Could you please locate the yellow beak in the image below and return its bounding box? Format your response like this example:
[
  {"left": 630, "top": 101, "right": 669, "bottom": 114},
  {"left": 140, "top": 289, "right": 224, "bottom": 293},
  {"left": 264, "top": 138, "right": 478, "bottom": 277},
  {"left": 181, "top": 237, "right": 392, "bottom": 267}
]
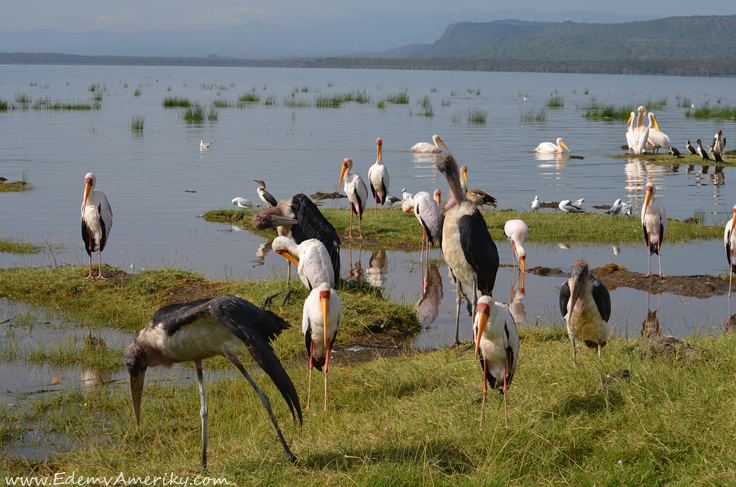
[
  {"left": 83, "top": 182, "right": 92, "bottom": 216},
  {"left": 627, "top": 113, "right": 634, "bottom": 125},
  {"left": 339, "top": 163, "right": 348, "bottom": 187},
  {"left": 520, "top": 257, "right": 526, "bottom": 291},
  {"left": 474, "top": 311, "right": 489, "bottom": 360},
  {"left": 651, "top": 114, "right": 660, "bottom": 131},
  {"left": 643, "top": 188, "right": 652, "bottom": 214},
  {"left": 320, "top": 294, "right": 330, "bottom": 348},
  {"left": 436, "top": 137, "right": 448, "bottom": 150},
  {"left": 276, "top": 250, "right": 300, "bottom": 267},
  {"left": 560, "top": 142, "right": 571, "bottom": 153}
]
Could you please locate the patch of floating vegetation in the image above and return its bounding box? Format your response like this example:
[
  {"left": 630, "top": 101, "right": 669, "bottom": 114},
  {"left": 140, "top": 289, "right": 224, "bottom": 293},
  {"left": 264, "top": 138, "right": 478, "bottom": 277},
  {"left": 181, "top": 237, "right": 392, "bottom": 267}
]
[
  {"left": 467, "top": 108, "right": 488, "bottom": 124},
  {"left": 0, "top": 236, "right": 42, "bottom": 254},
  {"left": 162, "top": 95, "right": 191, "bottom": 108},
  {"left": 609, "top": 152, "right": 736, "bottom": 167},
  {"left": 579, "top": 97, "right": 668, "bottom": 120},
  {"left": 521, "top": 108, "right": 548, "bottom": 122},
  {"left": 686, "top": 103, "right": 736, "bottom": 119}
]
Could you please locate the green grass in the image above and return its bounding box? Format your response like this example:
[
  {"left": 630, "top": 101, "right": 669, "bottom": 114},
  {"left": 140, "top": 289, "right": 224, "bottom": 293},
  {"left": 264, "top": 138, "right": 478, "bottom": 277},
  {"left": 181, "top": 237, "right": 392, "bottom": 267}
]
[
  {"left": 131, "top": 115, "right": 145, "bottom": 131},
  {"left": 0, "top": 172, "right": 33, "bottom": 192},
  {"left": 283, "top": 97, "right": 312, "bottom": 108},
  {"left": 0, "top": 235, "right": 42, "bottom": 253},
  {"left": 133, "top": 87, "right": 142, "bottom": 97},
  {"left": 609, "top": 152, "right": 736, "bottom": 167},
  {"left": 580, "top": 98, "right": 667, "bottom": 119},
  {"left": 212, "top": 98, "right": 230, "bottom": 108},
  {"left": 441, "top": 98, "right": 451, "bottom": 107},
  {"left": 686, "top": 103, "right": 736, "bottom": 119},
  {"left": 521, "top": 108, "right": 547, "bottom": 122},
  {"left": 383, "top": 89, "right": 409, "bottom": 105},
  {"left": 676, "top": 95, "right": 692, "bottom": 108},
  {"left": 263, "top": 95, "right": 279, "bottom": 106},
  {"left": 13, "top": 93, "right": 32, "bottom": 105},
  {"left": 238, "top": 92, "right": 261, "bottom": 103},
  {"left": 202, "top": 208, "right": 722, "bottom": 248},
  {"left": 29, "top": 97, "right": 99, "bottom": 110},
  {"left": 546, "top": 95, "right": 564, "bottom": 108},
  {"left": 417, "top": 95, "right": 434, "bottom": 117},
  {"left": 181, "top": 103, "right": 218, "bottom": 122},
  {"left": 467, "top": 108, "right": 487, "bottom": 124},
  {"left": 162, "top": 95, "right": 191, "bottom": 107},
  {"left": 2, "top": 327, "right": 735, "bottom": 485},
  {"left": 0, "top": 98, "right": 9, "bottom": 110}
]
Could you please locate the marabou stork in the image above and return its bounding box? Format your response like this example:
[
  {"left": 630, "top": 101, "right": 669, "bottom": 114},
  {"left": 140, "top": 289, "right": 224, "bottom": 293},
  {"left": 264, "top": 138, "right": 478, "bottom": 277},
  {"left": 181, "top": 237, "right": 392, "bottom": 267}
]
[
  {"left": 124, "top": 295, "right": 302, "bottom": 468},
  {"left": 339, "top": 158, "right": 369, "bottom": 240},
  {"left": 725, "top": 205, "right": 736, "bottom": 315},
  {"left": 255, "top": 180, "right": 278, "bottom": 208},
  {"left": 81, "top": 173, "right": 113, "bottom": 279},
  {"left": 436, "top": 153, "right": 499, "bottom": 345},
  {"left": 252, "top": 193, "right": 340, "bottom": 285},
  {"left": 302, "top": 282, "right": 342, "bottom": 412},
  {"left": 411, "top": 134, "right": 448, "bottom": 153},
  {"left": 272, "top": 236, "right": 335, "bottom": 290},
  {"left": 504, "top": 219, "right": 528, "bottom": 290},
  {"left": 368, "top": 138, "right": 390, "bottom": 218},
  {"left": 714, "top": 129, "right": 726, "bottom": 154},
  {"left": 559, "top": 260, "right": 611, "bottom": 367},
  {"left": 641, "top": 181, "right": 667, "bottom": 277},
  {"left": 404, "top": 191, "right": 442, "bottom": 264},
  {"left": 534, "top": 138, "right": 571, "bottom": 154},
  {"left": 473, "top": 296, "right": 519, "bottom": 428}
]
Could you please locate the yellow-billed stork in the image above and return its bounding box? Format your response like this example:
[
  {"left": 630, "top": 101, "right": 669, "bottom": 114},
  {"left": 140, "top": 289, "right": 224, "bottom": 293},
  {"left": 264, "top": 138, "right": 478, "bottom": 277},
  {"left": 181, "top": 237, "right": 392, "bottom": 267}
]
[
  {"left": 339, "top": 158, "right": 369, "bottom": 240},
  {"left": 81, "top": 172, "right": 113, "bottom": 280},
  {"left": 368, "top": 138, "right": 390, "bottom": 218},
  {"left": 642, "top": 181, "right": 667, "bottom": 277},
  {"left": 272, "top": 236, "right": 335, "bottom": 290}
]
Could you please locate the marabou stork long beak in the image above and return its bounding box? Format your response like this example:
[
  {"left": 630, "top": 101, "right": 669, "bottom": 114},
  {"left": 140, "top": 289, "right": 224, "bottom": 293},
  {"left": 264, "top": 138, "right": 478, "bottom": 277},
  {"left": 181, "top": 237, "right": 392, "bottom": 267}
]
[
  {"left": 474, "top": 302, "right": 490, "bottom": 360},
  {"left": 320, "top": 290, "right": 330, "bottom": 348},
  {"left": 275, "top": 249, "right": 300, "bottom": 267},
  {"left": 567, "top": 266, "right": 586, "bottom": 322},
  {"left": 266, "top": 215, "right": 299, "bottom": 227},
  {"left": 339, "top": 159, "right": 349, "bottom": 187},
  {"left": 83, "top": 177, "right": 93, "bottom": 217},
  {"left": 128, "top": 369, "right": 146, "bottom": 426}
]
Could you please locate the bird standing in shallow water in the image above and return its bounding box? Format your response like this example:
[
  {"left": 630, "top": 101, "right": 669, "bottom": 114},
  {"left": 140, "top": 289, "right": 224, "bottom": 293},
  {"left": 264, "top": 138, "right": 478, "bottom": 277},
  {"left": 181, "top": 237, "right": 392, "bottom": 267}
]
[
  {"left": 81, "top": 173, "right": 113, "bottom": 279},
  {"left": 124, "top": 295, "right": 302, "bottom": 468},
  {"left": 559, "top": 260, "right": 611, "bottom": 367},
  {"left": 200, "top": 140, "right": 212, "bottom": 150}
]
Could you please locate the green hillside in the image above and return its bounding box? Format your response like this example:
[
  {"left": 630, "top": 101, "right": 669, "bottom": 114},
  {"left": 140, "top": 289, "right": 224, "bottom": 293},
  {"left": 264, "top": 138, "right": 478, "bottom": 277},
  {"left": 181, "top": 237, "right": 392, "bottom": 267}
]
[{"left": 402, "top": 16, "right": 736, "bottom": 61}]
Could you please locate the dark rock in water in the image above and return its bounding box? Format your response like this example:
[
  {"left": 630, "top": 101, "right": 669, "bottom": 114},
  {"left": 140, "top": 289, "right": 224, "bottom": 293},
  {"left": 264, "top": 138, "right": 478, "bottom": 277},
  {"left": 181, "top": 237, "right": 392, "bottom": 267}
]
[
  {"left": 569, "top": 155, "right": 584, "bottom": 160},
  {"left": 529, "top": 266, "right": 564, "bottom": 277}
]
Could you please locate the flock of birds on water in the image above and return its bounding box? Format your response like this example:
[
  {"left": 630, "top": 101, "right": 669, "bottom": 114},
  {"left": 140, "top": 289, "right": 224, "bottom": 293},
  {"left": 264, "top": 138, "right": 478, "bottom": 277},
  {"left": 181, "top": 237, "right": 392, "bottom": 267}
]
[{"left": 73, "top": 110, "right": 734, "bottom": 468}]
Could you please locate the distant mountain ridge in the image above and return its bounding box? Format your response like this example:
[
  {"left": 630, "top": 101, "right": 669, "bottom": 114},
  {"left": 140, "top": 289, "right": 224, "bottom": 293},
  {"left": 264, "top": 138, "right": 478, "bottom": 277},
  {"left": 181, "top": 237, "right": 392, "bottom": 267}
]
[{"left": 380, "top": 16, "right": 736, "bottom": 60}]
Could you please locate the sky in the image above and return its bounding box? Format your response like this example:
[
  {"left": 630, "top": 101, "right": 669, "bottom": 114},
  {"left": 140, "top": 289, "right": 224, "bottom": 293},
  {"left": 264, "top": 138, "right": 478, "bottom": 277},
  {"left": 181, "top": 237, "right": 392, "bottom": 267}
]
[{"left": 2, "top": 0, "right": 733, "bottom": 32}]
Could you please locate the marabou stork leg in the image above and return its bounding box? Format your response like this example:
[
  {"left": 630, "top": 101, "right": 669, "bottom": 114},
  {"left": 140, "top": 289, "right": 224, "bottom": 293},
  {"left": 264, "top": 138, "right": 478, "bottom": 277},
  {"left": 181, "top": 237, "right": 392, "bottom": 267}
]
[
  {"left": 195, "top": 361, "right": 208, "bottom": 471},
  {"left": 229, "top": 357, "right": 297, "bottom": 463},
  {"left": 570, "top": 335, "right": 578, "bottom": 368},
  {"left": 598, "top": 343, "right": 602, "bottom": 358},
  {"left": 503, "top": 361, "right": 508, "bottom": 428},
  {"left": 454, "top": 284, "right": 462, "bottom": 346},
  {"left": 97, "top": 230, "right": 106, "bottom": 279},
  {"left": 305, "top": 342, "right": 313, "bottom": 412},
  {"left": 323, "top": 341, "right": 332, "bottom": 411},
  {"left": 480, "top": 359, "right": 487, "bottom": 429}
]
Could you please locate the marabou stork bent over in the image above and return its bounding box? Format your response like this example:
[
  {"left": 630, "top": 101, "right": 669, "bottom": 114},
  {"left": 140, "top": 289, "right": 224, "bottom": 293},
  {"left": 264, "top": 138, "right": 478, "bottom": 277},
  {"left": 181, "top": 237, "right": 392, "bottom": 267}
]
[
  {"left": 81, "top": 172, "right": 113, "bottom": 279},
  {"left": 124, "top": 295, "right": 302, "bottom": 468},
  {"left": 559, "top": 260, "right": 611, "bottom": 367}
]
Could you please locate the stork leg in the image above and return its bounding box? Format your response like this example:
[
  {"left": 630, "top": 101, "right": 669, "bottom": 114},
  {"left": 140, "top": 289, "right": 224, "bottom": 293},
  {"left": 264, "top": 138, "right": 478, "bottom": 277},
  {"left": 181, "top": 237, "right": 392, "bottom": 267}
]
[
  {"left": 305, "top": 342, "right": 313, "bottom": 413},
  {"left": 503, "top": 361, "right": 508, "bottom": 429},
  {"left": 454, "top": 284, "right": 462, "bottom": 346},
  {"left": 229, "top": 357, "right": 296, "bottom": 463},
  {"left": 324, "top": 341, "right": 332, "bottom": 411},
  {"left": 480, "top": 359, "right": 487, "bottom": 429},
  {"left": 96, "top": 230, "right": 106, "bottom": 279},
  {"left": 85, "top": 228, "right": 94, "bottom": 279},
  {"left": 645, "top": 236, "right": 652, "bottom": 277},
  {"left": 195, "top": 361, "right": 208, "bottom": 471},
  {"left": 598, "top": 343, "right": 602, "bottom": 359},
  {"left": 357, "top": 213, "right": 364, "bottom": 240},
  {"left": 657, "top": 237, "right": 664, "bottom": 278},
  {"left": 347, "top": 204, "right": 355, "bottom": 240},
  {"left": 729, "top": 263, "right": 733, "bottom": 318},
  {"left": 570, "top": 335, "right": 578, "bottom": 368}
]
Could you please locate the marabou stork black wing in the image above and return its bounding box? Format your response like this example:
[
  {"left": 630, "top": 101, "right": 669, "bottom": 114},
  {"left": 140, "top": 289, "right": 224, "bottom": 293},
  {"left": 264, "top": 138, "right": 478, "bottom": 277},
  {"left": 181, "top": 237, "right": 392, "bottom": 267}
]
[
  {"left": 590, "top": 277, "right": 611, "bottom": 322},
  {"left": 208, "top": 295, "right": 302, "bottom": 424},
  {"left": 559, "top": 281, "right": 571, "bottom": 318},
  {"left": 290, "top": 194, "right": 341, "bottom": 284},
  {"left": 458, "top": 212, "right": 499, "bottom": 296}
]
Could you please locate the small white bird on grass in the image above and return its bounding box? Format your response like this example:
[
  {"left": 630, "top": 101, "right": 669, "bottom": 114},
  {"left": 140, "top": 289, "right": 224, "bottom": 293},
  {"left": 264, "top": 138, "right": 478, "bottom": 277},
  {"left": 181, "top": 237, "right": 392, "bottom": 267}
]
[
  {"left": 200, "top": 140, "right": 212, "bottom": 151},
  {"left": 232, "top": 197, "right": 254, "bottom": 208},
  {"left": 530, "top": 196, "right": 540, "bottom": 212},
  {"left": 559, "top": 200, "right": 584, "bottom": 213},
  {"left": 607, "top": 199, "right": 623, "bottom": 216}
]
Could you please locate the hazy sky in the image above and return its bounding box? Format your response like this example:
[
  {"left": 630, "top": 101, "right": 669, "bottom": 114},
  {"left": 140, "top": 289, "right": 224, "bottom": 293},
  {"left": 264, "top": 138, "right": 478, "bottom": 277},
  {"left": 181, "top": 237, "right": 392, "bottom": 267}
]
[{"left": 2, "top": 1, "right": 733, "bottom": 32}]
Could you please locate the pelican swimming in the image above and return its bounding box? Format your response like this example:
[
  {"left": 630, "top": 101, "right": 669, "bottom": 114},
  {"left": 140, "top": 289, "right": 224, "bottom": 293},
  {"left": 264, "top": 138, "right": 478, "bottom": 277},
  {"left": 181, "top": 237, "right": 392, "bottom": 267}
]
[
  {"left": 81, "top": 173, "right": 113, "bottom": 280},
  {"left": 534, "top": 138, "right": 571, "bottom": 154},
  {"left": 645, "top": 113, "right": 669, "bottom": 154},
  {"left": 411, "top": 134, "right": 448, "bottom": 153},
  {"left": 642, "top": 181, "right": 667, "bottom": 277}
]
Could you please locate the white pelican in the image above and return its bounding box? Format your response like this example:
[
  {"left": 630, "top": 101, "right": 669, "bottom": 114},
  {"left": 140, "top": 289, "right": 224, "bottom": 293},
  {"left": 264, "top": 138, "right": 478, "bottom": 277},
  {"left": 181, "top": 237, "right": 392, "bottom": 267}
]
[
  {"left": 368, "top": 138, "right": 390, "bottom": 218},
  {"left": 473, "top": 296, "right": 519, "bottom": 428},
  {"left": 405, "top": 191, "right": 441, "bottom": 263},
  {"left": 272, "top": 236, "right": 335, "bottom": 290},
  {"left": 645, "top": 113, "right": 669, "bottom": 154},
  {"left": 625, "top": 111, "right": 636, "bottom": 153},
  {"left": 411, "top": 134, "right": 448, "bottom": 153},
  {"left": 504, "top": 219, "right": 528, "bottom": 289},
  {"left": 81, "top": 172, "right": 113, "bottom": 280},
  {"left": 124, "top": 295, "right": 301, "bottom": 467},
  {"left": 534, "top": 137, "right": 571, "bottom": 154},
  {"left": 725, "top": 205, "right": 736, "bottom": 315},
  {"left": 302, "top": 282, "right": 342, "bottom": 412},
  {"left": 686, "top": 140, "right": 697, "bottom": 155},
  {"left": 436, "top": 153, "right": 500, "bottom": 345},
  {"left": 696, "top": 139, "right": 711, "bottom": 161},
  {"left": 232, "top": 197, "right": 254, "bottom": 208},
  {"left": 200, "top": 140, "right": 212, "bottom": 150},
  {"left": 255, "top": 180, "right": 278, "bottom": 208},
  {"left": 339, "top": 158, "right": 369, "bottom": 240},
  {"left": 530, "top": 196, "right": 540, "bottom": 212},
  {"left": 714, "top": 129, "right": 726, "bottom": 153},
  {"left": 252, "top": 194, "right": 340, "bottom": 284},
  {"left": 709, "top": 145, "right": 724, "bottom": 163},
  {"left": 558, "top": 200, "right": 583, "bottom": 213},
  {"left": 641, "top": 181, "right": 667, "bottom": 277},
  {"left": 559, "top": 260, "right": 611, "bottom": 367},
  {"left": 629, "top": 106, "right": 649, "bottom": 155}
]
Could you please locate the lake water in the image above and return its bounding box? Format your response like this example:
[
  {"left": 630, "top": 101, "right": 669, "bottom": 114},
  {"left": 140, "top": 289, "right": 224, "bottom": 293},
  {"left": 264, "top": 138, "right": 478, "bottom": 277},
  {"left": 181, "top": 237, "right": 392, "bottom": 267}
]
[{"left": 1, "top": 65, "right": 735, "bottom": 419}]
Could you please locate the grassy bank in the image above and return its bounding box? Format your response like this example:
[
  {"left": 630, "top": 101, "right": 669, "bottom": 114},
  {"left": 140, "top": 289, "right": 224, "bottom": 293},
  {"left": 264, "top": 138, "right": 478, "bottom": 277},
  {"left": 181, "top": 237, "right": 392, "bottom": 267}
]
[
  {"left": 610, "top": 152, "right": 735, "bottom": 167},
  {"left": 202, "top": 208, "right": 722, "bottom": 250},
  {"left": 0, "top": 267, "right": 419, "bottom": 354},
  {"left": 2, "top": 327, "right": 734, "bottom": 485}
]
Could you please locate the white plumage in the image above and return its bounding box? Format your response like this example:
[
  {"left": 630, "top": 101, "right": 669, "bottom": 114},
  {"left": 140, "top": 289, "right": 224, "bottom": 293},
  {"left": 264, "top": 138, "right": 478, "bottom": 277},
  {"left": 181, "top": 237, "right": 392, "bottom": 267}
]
[
  {"left": 629, "top": 107, "right": 649, "bottom": 154},
  {"left": 558, "top": 200, "right": 583, "bottom": 213},
  {"left": 645, "top": 113, "right": 669, "bottom": 154},
  {"left": 607, "top": 199, "right": 623, "bottom": 216},
  {"left": 272, "top": 237, "right": 334, "bottom": 290},
  {"left": 534, "top": 137, "right": 571, "bottom": 154},
  {"left": 411, "top": 134, "right": 448, "bottom": 153},
  {"left": 367, "top": 138, "right": 390, "bottom": 218},
  {"left": 340, "top": 157, "right": 369, "bottom": 240},
  {"left": 504, "top": 219, "right": 528, "bottom": 286},
  {"left": 641, "top": 182, "right": 667, "bottom": 277},
  {"left": 200, "top": 140, "right": 212, "bottom": 150},
  {"left": 530, "top": 196, "right": 540, "bottom": 212},
  {"left": 232, "top": 197, "right": 254, "bottom": 208},
  {"left": 81, "top": 172, "right": 113, "bottom": 279},
  {"left": 473, "top": 296, "right": 519, "bottom": 428},
  {"left": 402, "top": 188, "right": 414, "bottom": 201}
]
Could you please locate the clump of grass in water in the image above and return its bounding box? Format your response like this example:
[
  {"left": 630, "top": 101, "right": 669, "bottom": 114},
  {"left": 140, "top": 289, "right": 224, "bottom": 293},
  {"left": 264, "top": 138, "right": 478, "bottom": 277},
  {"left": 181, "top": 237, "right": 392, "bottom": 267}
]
[
  {"left": 0, "top": 98, "right": 10, "bottom": 110},
  {"left": 521, "top": 108, "right": 548, "bottom": 122},
  {"left": 207, "top": 106, "right": 219, "bottom": 121},
  {"left": 238, "top": 92, "right": 260, "bottom": 103},
  {"left": 131, "top": 115, "right": 145, "bottom": 131},
  {"left": 677, "top": 97, "right": 692, "bottom": 108},
  {"left": 327, "top": 81, "right": 334, "bottom": 87},
  {"left": 430, "top": 86, "right": 438, "bottom": 93},
  {"left": 383, "top": 89, "right": 409, "bottom": 104},
  {"left": 376, "top": 100, "right": 385, "bottom": 109},
  {"left": 263, "top": 95, "right": 279, "bottom": 106},
  {"left": 417, "top": 96, "right": 434, "bottom": 117},
  {"left": 547, "top": 95, "right": 564, "bottom": 108},
  {"left": 200, "top": 83, "right": 216, "bottom": 90},
  {"left": 212, "top": 99, "right": 230, "bottom": 108},
  {"left": 283, "top": 97, "right": 311, "bottom": 108},
  {"left": 91, "top": 92, "right": 103, "bottom": 102},
  {"left": 167, "top": 85, "right": 172, "bottom": 91},
  {"left": 163, "top": 95, "right": 191, "bottom": 107},
  {"left": 181, "top": 103, "right": 207, "bottom": 122},
  {"left": 14, "top": 93, "right": 31, "bottom": 105},
  {"left": 584, "top": 87, "right": 590, "bottom": 95},
  {"left": 451, "top": 111, "right": 461, "bottom": 123},
  {"left": 580, "top": 100, "right": 636, "bottom": 120},
  {"left": 31, "top": 97, "right": 98, "bottom": 110},
  {"left": 134, "top": 87, "right": 142, "bottom": 97},
  {"left": 441, "top": 98, "right": 451, "bottom": 107},
  {"left": 467, "top": 108, "right": 487, "bottom": 124},
  {"left": 0, "top": 235, "right": 42, "bottom": 252},
  {"left": 693, "top": 208, "right": 707, "bottom": 225},
  {"left": 686, "top": 103, "right": 736, "bottom": 119}
]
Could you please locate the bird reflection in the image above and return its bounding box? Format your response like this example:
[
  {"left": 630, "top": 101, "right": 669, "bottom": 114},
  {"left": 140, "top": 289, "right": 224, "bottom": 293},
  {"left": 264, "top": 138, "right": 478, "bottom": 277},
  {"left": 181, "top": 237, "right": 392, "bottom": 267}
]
[
  {"left": 507, "top": 286, "right": 526, "bottom": 325},
  {"left": 81, "top": 368, "right": 112, "bottom": 394},
  {"left": 367, "top": 250, "right": 388, "bottom": 288},
  {"left": 727, "top": 314, "right": 736, "bottom": 334},
  {"left": 348, "top": 243, "right": 364, "bottom": 284},
  {"left": 641, "top": 292, "right": 662, "bottom": 338},
  {"left": 253, "top": 241, "right": 272, "bottom": 268},
  {"left": 417, "top": 264, "right": 443, "bottom": 326}
]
